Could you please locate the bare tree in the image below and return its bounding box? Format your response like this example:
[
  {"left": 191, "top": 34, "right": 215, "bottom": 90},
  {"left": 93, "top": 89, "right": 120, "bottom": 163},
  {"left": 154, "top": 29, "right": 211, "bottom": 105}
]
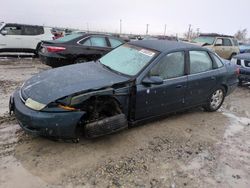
[
  {"left": 234, "top": 29, "right": 247, "bottom": 41},
  {"left": 184, "top": 28, "right": 199, "bottom": 41}
]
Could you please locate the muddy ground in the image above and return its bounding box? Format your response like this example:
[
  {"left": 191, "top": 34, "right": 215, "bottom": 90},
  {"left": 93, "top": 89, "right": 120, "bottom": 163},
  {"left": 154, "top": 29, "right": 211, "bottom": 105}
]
[{"left": 0, "top": 58, "right": 249, "bottom": 188}]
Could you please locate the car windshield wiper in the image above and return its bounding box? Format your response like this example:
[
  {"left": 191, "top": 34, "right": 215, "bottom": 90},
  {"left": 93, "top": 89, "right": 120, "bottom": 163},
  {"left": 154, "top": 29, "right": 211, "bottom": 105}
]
[{"left": 97, "top": 60, "right": 131, "bottom": 77}]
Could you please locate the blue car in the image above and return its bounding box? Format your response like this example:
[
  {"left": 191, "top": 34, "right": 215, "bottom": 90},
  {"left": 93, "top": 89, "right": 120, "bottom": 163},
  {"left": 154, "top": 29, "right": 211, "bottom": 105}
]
[
  {"left": 232, "top": 53, "right": 250, "bottom": 85},
  {"left": 9, "top": 40, "right": 239, "bottom": 141},
  {"left": 239, "top": 43, "right": 250, "bottom": 53}
]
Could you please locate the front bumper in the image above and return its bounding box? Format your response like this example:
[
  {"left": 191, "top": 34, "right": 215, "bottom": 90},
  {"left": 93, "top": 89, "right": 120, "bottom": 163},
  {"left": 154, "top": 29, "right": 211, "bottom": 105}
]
[
  {"left": 239, "top": 67, "right": 250, "bottom": 82},
  {"left": 10, "top": 90, "right": 85, "bottom": 139}
]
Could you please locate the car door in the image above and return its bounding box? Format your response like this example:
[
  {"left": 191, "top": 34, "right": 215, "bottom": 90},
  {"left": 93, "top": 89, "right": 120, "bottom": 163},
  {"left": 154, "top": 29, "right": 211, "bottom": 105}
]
[
  {"left": 78, "top": 36, "right": 111, "bottom": 59},
  {"left": 213, "top": 38, "right": 226, "bottom": 58},
  {"left": 21, "top": 25, "right": 44, "bottom": 50},
  {"left": 135, "top": 51, "right": 188, "bottom": 120},
  {"left": 0, "top": 24, "right": 23, "bottom": 50},
  {"left": 222, "top": 38, "right": 234, "bottom": 59},
  {"left": 186, "top": 50, "right": 220, "bottom": 107}
]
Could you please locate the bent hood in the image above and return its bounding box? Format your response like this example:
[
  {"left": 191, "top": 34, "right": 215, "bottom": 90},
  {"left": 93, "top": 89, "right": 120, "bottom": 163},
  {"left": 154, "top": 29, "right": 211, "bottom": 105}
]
[{"left": 22, "top": 62, "right": 130, "bottom": 104}]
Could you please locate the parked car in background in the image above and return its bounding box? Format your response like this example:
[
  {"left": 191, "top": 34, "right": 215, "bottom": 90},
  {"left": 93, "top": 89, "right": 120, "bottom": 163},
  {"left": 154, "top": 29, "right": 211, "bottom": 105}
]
[
  {"left": 10, "top": 40, "right": 238, "bottom": 141},
  {"left": 239, "top": 42, "right": 250, "bottom": 53},
  {"left": 192, "top": 33, "right": 240, "bottom": 60},
  {"left": 231, "top": 53, "right": 250, "bottom": 85},
  {"left": 0, "top": 23, "right": 53, "bottom": 55},
  {"left": 39, "top": 33, "right": 125, "bottom": 67}
]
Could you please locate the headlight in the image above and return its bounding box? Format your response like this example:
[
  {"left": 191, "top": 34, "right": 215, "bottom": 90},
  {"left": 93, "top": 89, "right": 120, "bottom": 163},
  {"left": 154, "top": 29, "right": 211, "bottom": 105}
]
[{"left": 25, "top": 98, "right": 46, "bottom": 111}]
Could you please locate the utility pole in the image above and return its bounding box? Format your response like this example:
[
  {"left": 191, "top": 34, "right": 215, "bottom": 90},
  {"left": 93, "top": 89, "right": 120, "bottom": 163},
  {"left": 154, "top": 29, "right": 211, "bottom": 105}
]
[
  {"left": 187, "top": 24, "right": 192, "bottom": 41},
  {"left": 164, "top": 24, "right": 167, "bottom": 36},
  {"left": 196, "top": 28, "right": 200, "bottom": 36},
  {"left": 146, "top": 24, "right": 149, "bottom": 35},
  {"left": 120, "top": 19, "right": 122, "bottom": 35}
]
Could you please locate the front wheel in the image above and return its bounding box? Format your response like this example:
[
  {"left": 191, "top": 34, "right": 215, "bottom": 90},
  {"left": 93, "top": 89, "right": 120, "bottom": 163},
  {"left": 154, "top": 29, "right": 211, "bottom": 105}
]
[{"left": 203, "top": 87, "right": 226, "bottom": 112}]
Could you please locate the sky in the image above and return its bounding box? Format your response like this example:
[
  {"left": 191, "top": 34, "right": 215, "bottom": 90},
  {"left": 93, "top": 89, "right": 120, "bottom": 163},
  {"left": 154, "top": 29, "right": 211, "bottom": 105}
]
[{"left": 0, "top": 0, "right": 249, "bottom": 37}]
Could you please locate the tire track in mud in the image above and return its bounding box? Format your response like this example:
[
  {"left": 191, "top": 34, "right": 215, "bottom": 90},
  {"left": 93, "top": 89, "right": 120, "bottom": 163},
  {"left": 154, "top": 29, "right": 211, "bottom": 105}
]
[{"left": 0, "top": 115, "right": 19, "bottom": 158}]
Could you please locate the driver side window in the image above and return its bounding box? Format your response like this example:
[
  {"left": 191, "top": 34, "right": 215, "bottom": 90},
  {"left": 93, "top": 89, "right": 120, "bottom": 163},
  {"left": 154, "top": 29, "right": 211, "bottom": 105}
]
[{"left": 150, "top": 51, "right": 185, "bottom": 79}]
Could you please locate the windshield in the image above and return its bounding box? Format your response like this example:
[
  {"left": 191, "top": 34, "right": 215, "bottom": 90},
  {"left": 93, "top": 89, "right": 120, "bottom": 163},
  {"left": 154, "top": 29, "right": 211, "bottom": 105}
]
[
  {"left": 100, "top": 44, "right": 157, "bottom": 76},
  {"left": 193, "top": 36, "right": 215, "bottom": 45},
  {"left": 54, "top": 33, "right": 82, "bottom": 42}
]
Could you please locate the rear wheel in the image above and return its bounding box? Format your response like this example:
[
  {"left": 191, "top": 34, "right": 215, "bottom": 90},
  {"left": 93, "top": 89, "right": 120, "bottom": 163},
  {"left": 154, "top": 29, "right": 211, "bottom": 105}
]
[
  {"left": 238, "top": 79, "right": 243, "bottom": 86},
  {"left": 34, "top": 42, "right": 42, "bottom": 57},
  {"left": 203, "top": 87, "right": 225, "bottom": 112}
]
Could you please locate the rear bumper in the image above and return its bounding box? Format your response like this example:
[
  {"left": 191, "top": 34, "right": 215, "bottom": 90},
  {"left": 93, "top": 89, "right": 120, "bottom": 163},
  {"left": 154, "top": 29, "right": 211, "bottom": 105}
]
[
  {"left": 10, "top": 90, "right": 85, "bottom": 139},
  {"left": 39, "top": 53, "right": 72, "bottom": 67}
]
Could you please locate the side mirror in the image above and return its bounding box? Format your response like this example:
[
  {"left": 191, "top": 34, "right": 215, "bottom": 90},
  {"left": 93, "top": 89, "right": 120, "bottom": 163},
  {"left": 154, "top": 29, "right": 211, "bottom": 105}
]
[
  {"left": 1, "top": 30, "right": 7, "bottom": 35},
  {"left": 142, "top": 76, "right": 163, "bottom": 85}
]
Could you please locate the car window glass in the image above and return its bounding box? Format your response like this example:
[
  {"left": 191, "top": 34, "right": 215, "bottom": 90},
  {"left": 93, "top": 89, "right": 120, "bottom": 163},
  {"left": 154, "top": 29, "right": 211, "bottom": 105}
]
[
  {"left": 23, "top": 26, "right": 44, "bottom": 35},
  {"left": 189, "top": 51, "right": 213, "bottom": 74},
  {"left": 82, "top": 38, "right": 91, "bottom": 46},
  {"left": 3, "top": 25, "right": 22, "bottom": 35},
  {"left": 100, "top": 44, "right": 156, "bottom": 76},
  {"left": 215, "top": 38, "right": 223, "bottom": 46},
  {"left": 150, "top": 51, "right": 185, "bottom": 79},
  {"left": 232, "top": 39, "right": 239, "bottom": 46},
  {"left": 211, "top": 54, "right": 223, "bottom": 68},
  {"left": 109, "top": 38, "right": 123, "bottom": 48},
  {"left": 223, "top": 39, "right": 232, "bottom": 46},
  {"left": 90, "top": 37, "right": 108, "bottom": 47}
]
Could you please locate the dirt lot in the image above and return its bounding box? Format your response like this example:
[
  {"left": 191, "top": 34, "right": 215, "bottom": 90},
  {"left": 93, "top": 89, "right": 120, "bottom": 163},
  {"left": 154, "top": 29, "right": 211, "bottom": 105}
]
[{"left": 0, "top": 58, "right": 250, "bottom": 188}]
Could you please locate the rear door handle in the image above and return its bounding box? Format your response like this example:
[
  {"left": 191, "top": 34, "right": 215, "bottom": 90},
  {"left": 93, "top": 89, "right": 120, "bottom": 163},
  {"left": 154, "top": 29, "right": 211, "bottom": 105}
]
[
  {"left": 211, "top": 76, "right": 216, "bottom": 80},
  {"left": 176, "top": 85, "right": 183, "bottom": 88}
]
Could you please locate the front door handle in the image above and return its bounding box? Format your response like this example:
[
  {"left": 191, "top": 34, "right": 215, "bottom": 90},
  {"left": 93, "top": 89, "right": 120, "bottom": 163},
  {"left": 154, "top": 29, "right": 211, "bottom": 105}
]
[{"left": 211, "top": 76, "right": 216, "bottom": 80}]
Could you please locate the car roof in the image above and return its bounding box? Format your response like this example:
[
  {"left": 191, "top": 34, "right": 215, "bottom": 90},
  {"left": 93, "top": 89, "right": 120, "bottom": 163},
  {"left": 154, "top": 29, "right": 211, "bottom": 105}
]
[
  {"left": 199, "top": 33, "right": 234, "bottom": 38},
  {"left": 128, "top": 40, "right": 203, "bottom": 53}
]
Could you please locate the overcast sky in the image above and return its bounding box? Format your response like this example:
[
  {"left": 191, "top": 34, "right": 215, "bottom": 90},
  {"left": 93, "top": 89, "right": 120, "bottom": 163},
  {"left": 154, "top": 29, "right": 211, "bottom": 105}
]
[{"left": 0, "top": 0, "right": 249, "bottom": 36}]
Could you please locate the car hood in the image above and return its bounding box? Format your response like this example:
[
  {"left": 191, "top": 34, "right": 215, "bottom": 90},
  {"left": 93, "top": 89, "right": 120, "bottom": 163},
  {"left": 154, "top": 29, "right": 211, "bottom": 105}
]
[
  {"left": 234, "top": 53, "right": 250, "bottom": 61},
  {"left": 22, "top": 62, "right": 130, "bottom": 105}
]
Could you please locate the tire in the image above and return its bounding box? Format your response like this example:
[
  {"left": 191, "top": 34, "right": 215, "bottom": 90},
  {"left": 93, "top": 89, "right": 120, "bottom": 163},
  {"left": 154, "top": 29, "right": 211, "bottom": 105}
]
[
  {"left": 74, "top": 57, "right": 88, "bottom": 64},
  {"left": 203, "top": 87, "right": 226, "bottom": 112},
  {"left": 34, "top": 43, "right": 42, "bottom": 57},
  {"left": 238, "top": 79, "right": 243, "bottom": 86}
]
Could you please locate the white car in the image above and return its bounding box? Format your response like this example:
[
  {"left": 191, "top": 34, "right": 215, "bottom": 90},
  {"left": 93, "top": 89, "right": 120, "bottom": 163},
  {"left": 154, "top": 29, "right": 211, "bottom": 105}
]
[{"left": 0, "top": 22, "right": 54, "bottom": 55}]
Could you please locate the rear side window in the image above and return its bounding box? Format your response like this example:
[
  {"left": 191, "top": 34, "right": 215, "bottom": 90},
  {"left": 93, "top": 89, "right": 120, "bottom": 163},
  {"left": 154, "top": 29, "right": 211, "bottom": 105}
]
[
  {"left": 81, "top": 37, "right": 108, "bottom": 47},
  {"left": 150, "top": 51, "right": 185, "bottom": 79},
  {"left": 232, "top": 39, "right": 239, "bottom": 46},
  {"left": 90, "top": 37, "right": 108, "bottom": 47},
  {"left": 223, "top": 39, "right": 232, "bottom": 46},
  {"left": 189, "top": 51, "right": 213, "bottom": 74},
  {"left": 3, "top": 25, "right": 22, "bottom": 35},
  {"left": 109, "top": 38, "right": 123, "bottom": 48},
  {"left": 22, "top": 26, "right": 44, "bottom": 35},
  {"left": 55, "top": 34, "right": 82, "bottom": 42}
]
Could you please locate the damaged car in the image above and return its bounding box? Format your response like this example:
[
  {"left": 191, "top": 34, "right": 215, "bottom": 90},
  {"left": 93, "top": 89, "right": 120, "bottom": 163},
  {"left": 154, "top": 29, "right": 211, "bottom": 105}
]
[{"left": 9, "top": 40, "right": 239, "bottom": 141}]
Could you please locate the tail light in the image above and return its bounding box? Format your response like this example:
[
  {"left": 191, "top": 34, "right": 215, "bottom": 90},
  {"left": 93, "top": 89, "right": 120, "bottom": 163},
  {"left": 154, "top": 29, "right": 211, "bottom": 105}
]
[
  {"left": 236, "top": 67, "right": 240, "bottom": 75},
  {"left": 46, "top": 46, "right": 66, "bottom": 53}
]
